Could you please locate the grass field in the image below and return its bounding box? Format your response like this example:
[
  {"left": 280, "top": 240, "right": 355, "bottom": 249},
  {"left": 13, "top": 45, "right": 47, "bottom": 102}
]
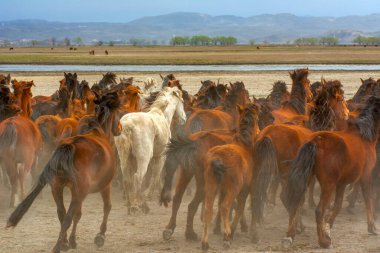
[{"left": 1, "top": 45, "right": 380, "bottom": 65}]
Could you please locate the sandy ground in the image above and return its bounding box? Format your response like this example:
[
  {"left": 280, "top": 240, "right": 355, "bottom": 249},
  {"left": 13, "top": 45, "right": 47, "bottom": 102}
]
[{"left": 1, "top": 70, "right": 380, "bottom": 253}]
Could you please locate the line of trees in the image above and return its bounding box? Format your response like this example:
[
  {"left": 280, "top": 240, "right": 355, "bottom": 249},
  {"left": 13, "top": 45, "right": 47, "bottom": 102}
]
[
  {"left": 353, "top": 36, "right": 380, "bottom": 46},
  {"left": 294, "top": 36, "right": 339, "bottom": 45},
  {"left": 170, "top": 35, "right": 237, "bottom": 46}
]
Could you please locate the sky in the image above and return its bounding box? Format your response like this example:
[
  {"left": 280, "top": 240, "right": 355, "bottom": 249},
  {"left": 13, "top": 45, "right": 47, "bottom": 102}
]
[{"left": 1, "top": 0, "right": 380, "bottom": 22}]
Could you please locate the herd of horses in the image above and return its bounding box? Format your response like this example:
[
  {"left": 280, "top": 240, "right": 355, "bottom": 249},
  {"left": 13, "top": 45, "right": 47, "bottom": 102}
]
[{"left": 1, "top": 69, "right": 380, "bottom": 252}]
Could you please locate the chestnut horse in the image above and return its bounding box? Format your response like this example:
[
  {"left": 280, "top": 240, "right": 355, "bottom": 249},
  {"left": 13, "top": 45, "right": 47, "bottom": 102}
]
[
  {"left": 160, "top": 103, "right": 273, "bottom": 241},
  {"left": 284, "top": 96, "right": 380, "bottom": 249},
  {"left": 31, "top": 87, "right": 70, "bottom": 121},
  {"left": 7, "top": 92, "right": 122, "bottom": 253},
  {"left": 12, "top": 79, "right": 35, "bottom": 118},
  {"left": 272, "top": 68, "right": 312, "bottom": 125},
  {"left": 0, "top": 115, "right": 42, "bottom": 207},
  {"left": 201, "top": 103, "right": 260, "bottom": 250}
]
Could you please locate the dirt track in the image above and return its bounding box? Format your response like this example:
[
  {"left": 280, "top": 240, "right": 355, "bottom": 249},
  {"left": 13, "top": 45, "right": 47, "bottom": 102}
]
[{"left": 1, "top": 71, "right": 380, "bottom": 252}]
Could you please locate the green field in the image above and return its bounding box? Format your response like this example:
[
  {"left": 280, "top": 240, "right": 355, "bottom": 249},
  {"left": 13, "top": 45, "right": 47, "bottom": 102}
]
[{"left": 1, "top": 45, "right": 380, "bottom": 65}]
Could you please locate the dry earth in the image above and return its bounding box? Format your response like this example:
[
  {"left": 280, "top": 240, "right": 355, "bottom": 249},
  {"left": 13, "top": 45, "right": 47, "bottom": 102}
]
[{"left": 1, "top": 70, "right": 380, "bottom": 253}]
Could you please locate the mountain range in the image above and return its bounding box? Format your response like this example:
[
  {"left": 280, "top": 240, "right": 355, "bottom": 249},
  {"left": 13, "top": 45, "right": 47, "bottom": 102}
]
[{"left": 1, "top": 12, "right": 380, "bottom": 44}]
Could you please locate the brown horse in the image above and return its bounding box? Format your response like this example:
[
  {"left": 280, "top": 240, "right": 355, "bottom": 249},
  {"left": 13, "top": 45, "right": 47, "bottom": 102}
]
[
  {"left": 201, "top": 103, "right": 260, "bottom": 250},
  {"left": 7, "top": 92, "right": 122, "bottom": 253},
  {"left": 160, "top": 103, "right": 273, "bottom": 241},
  {"left": 0, "top": 73, "right": 11, "bottom": 86},
  {"left": 272, "top": 68, "right": 312, "bottom": 125},
  {"left": 284, "top": 96, "right": 380, "bottom": 249},
  {"left": 76, "top": 80, "right": 96, "bottom": 114},
  {"left": 31, "top": 87, "right": 71, "bottom": 121},
  {"left": 60, "top": 72, "right": 79, "bottom": 100},
  {"left": 265, "top": 80, "right": 291, "bottom": 109},
  {"left": 185, "top": 81, "right": 250, "bottom": 135},
  {"left": 0, "top": 115, "right": 42, "bottom": 207},
  {"left": 118, "top": 85, "right": 142, "bottom": 115},
  {"left": 253, "top": 79, "right": 349, "bottom": 219},
  {"left": 0, "top": 85, "right": 20, "bottom": 121},
  {"left": 12, "top": 79, "right": 35, "bottom": 118}
]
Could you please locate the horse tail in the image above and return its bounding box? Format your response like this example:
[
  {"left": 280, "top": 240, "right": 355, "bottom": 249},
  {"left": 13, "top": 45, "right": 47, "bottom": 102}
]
[
  {"left": 160, "top": 136, "right": 197, "bottom": 206},
  {"left": 211, "top": 158, "right": 228, "bottom": 184},
  {"left": 286, "top": 141, "right": 317, "bottom": 215},
  {"left": 0, "top": 122, "right": 17, "bottom": 152},
  {"left": 7, "top": 164, "right": 49, "bottom": 228},
  {"left": 44, "top": 143, "right": 77, "bottom": 183},
  {"left": 252, "top": 136, "right": 278, "bottom": 223},
  {"left": 188, "top": 116, "right": 202, "bottom": 134}
]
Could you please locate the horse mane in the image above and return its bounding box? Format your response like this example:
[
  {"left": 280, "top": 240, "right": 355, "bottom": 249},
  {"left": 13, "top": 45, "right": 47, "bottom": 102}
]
[
  {"left": 194, "top": 85, "right": 222, "bottom": 109},
  {"left": 285, "top": 68, "right": 310, "bottom": 114},
  {"left": 223, "top": 81, "right": 249, "bottom": 111},
  {"left": 161, "top": 73, "right": 176, "bottom": 88},
  {"left": 352, "top": 78, "right": 380, "bottom": 103},
  {"left": 348, "top": 96, "right": 380, "bottom": 140},
  {"left": 309, "top": 83, "right": 336, "bottom": 131},
  {"left": 99, "top": 72, "right": 117, "bottom": 88},
  {"left": 93, "top": 91, "right": 120, "bottom": 127},
  {"left": 267, "top": 81, "right": 288, "bottom": 108},
  {"left": 234, "top": 103, "right": 260, "bottom": 147},
  {"left": 311, "top": 81, "right": 322, "bottom": 97},
  {"left": 76, "top": 80, "right": 90, "bottom": 100},
  {"left": 0, "top": 74, "right": 11, "bottom": 86}
]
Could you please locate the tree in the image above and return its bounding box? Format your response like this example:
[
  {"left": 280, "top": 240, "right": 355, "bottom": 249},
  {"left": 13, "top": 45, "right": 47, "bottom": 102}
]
[
  {"left": 74, "top": 37, "right": 83, "bottom": 46},
  {"left": 31, "top": 40, "right": 38, "bottom": 47},
  {"left": 319, "top": 36, "right": 339, "bottom": 46},
  {"left": 294, "top": 37, "right": 319, "bottom": 45},
  {"left": 64, "top": 37, "right": 71, "bottom": 47},
  {"left": 170, "top": 36, "right": 190, "bottom": 46},
  {"left": 109, "top": 41, "right": 115, "bottom": 47},
  {"left": 97, "top": 40, "right": 104, "bottom": 46}
]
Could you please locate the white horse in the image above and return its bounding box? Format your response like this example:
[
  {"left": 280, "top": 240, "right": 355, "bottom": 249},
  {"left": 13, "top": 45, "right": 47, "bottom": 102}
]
[{"left": 115, "top": 86, "right": 186, "bottom": 213}]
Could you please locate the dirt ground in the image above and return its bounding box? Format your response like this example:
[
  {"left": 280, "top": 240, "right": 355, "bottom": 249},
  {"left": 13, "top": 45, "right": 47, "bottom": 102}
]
[{"left": 1, "top": 70, "right": 380, "bottom": 253}]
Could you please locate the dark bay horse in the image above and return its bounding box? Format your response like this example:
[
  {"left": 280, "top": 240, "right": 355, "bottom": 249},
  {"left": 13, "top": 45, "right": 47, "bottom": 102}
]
[
  {"left": 284, "top": 96, "right": 380, "bottom": 249},
  {"left": 201, "top": 103, "right": 260, "bottom": 250},
  {"left": 7, "top": 92, "right": 122, "bottom": 253}
]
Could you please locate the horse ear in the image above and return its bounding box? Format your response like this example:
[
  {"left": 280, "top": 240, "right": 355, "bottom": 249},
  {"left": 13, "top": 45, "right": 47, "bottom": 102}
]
[
  {"left": 73, "top": 73, "right": 77, "bottom": 78},
  {"left": 159, "top": 74, "right": 164, "bottom": 80},
  {"left": 360, "top": 78, "right": 365, "bottom": 84},
  {"left": 6, "top": 74, "right": 11, "bottom": 82},
  {"left": 64, "top": 72, "right": 67, "bottom": 77},
  {"left": 172, "top": 89, "right": 182, "bottom": 99}
]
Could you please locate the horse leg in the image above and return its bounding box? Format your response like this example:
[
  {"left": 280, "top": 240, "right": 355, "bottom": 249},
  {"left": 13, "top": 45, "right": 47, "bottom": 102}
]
[
  {"left": 213, "top": 193, "right": 223, "bottom": 235},
  {"left": 94, "top": 185, "right": 112, "bottom": 247},
  {"left": 163, "top": 168, "right": 193, "bottom": 240},
  {"left": 360, "top": 177, "right": 377, "bottom": 235},
  {"left": 133, "top": 158, "right": 150, "bottom": 213},
  {"left": 18, "top": 164, "right": 27, "bottom": 200},
  {"left": 327, "top": 183, "right": 346, "bottom": 229},
  {"left": 68, "top": 203, "right": 82, "bottom": 249},
  {"left": 201, "top": 181, "right": 218, "bottom": 251},
  {"left": 250, "top": 193, "right": 259, "bottom": 243},
  {"left": 186, "top": 173, "right": 204, "bottom": 241},
  {"left": 231, "top": 189, "right": 249, "bottom": 238},
  {"left": 4, "top": 160, "right": 18, "bottom": 208},
  {"left": 315, "top": 184, "right": 334, "bottom": 248},
  {"left": 52, "top": 197, "right": 79, "bottom": 253},
  {"left": 307, "top": 176, "right": 317, "bottom": 209},
  {"left": 51, "top": 182, "right": 69, "bottom": 251},
  {"left": 347, "top": 182, "right": 360, "bottom": 212},
  {"left": 267, "top": 176, "right": 280, "bottom": 207},
  {"left": 220, "top": 189, "right": 239, "bottom": 249},
  {"left": 282, "top": 194, "right": 305, "bottom": 249}
]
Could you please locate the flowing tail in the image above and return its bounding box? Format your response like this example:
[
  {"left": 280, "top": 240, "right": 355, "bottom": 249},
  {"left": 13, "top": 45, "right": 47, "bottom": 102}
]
[
  {"left": 0, "top": 122, "right": 17, "bottom": 152},
  {"left": 252, "top": 137, "right": 278, "bottom": 223},
  {"left": 160, "top": 136, "right": 198, "bottom": 207},
  {"left": 286, "top": 141, "right": 317, "bottom": 216},
  {"left": 7, "top": 143, "right": 77, "bottom": 228}
]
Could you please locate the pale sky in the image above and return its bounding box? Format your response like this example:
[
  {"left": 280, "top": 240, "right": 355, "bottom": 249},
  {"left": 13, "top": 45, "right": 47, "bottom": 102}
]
[{"left": 2, "top": 0, "right": 380, "bottom": 22}]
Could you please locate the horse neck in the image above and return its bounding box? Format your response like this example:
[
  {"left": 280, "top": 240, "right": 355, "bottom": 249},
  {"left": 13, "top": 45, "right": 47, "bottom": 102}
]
[
  {"left": 20, "top": 91, "right": 32, "bottom": 118},
  {"left": 234, "top": 118, "right": 258, "bottom": 148},
  {"left": 162, "top": 100, "right": 178, "bottom": 125},
  {"left": 287, "top": 81, "right": 307, "bottom": 114}
]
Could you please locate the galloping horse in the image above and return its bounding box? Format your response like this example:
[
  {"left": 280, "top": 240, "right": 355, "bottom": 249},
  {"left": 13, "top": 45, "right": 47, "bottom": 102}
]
[
  {"left": 284, "top": 96, "right": 380, "bottom": 249},
  {"left": 115, "top": 86, "right": 186, "bottom": 213},
  {"left": 7, "top": 92, "right": 122, "bottom": 253},
  {"left": 201, "top": 103, "right": 260, "bottom": 250}
]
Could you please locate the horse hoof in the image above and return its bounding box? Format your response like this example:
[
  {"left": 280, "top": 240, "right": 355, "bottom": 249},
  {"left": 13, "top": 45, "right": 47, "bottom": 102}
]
[
  {"left": 163, "top": 229, "right": 173, "bottom": 241},
  {"left": 318, "top": 238, "right": 331, "bottom": 248},
  {"left": 251, "top": 232, "right": 259, "bottom": 244},
  {"left": 94, "top": 233, "right": 105, "bottom": 247},
  {"left": 185, "top": 231, "right": 199, "bottom": 241},
  {"left": 201, "top": 242, "right": 209, "bottom": 251},
  {"left": 69, "top": 239, "right": 77, "bottom": 249},
  {"left": 223, "top": 240, "right": 231, "bottom": 249},
  {"left": 368, "top": 224, "right": 378, "bottom": 235},
  {"left": 281, "top": 237, "right": 293, "bottom": 251},
  {"left": 60, "top": 242, "right": 70, "bottom": 252}
]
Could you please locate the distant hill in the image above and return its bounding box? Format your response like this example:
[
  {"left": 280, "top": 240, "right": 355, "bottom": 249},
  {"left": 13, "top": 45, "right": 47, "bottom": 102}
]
[{"left": 1, "top": 12, "right": 380, "bottom": 44}]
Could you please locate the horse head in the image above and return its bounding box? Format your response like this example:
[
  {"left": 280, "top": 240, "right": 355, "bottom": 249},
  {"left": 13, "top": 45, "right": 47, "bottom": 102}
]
[{"left": 94, "top": 91, "right": 122, "bottom": 138}]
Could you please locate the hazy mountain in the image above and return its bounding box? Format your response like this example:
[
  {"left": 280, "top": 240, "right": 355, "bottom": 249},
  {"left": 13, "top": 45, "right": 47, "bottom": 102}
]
[{"left": 1, "top": 12, "right": 380, "bottom": 44}]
